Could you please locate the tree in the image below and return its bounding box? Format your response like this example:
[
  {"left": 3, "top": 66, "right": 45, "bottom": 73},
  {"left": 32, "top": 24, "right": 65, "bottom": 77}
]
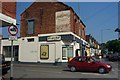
[{"left": 105, "top": 40, "right": 120, "bottom": 52}]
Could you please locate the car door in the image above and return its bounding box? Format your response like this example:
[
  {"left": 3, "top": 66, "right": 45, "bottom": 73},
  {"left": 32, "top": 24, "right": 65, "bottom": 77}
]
[
  {"left": 80, "top": 57, "right": 90, "bottom": 71},
  {"left": 86, "top": 57, "right": 98, "bottom": 71},
  {"left": 76, "top": 57, "right": 87, "bottom": 71}
]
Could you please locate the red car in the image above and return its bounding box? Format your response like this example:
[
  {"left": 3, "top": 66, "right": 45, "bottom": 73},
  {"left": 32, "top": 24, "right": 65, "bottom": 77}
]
[
  {"left": 108, "top": 52, "right": 120, "bottom": 61},
  {"left": 68, "top": 56, "right": 112, "bottom": 74}
]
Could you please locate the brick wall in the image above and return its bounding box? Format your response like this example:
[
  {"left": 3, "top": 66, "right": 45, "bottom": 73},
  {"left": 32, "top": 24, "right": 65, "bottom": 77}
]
[
  {"left": 20, "top": 2, "right": 86, "bottom": 40},
  {"left": 2, "top": 2, "right": 16, "bottom": 19},
  {"left": 20, "top": 2, "right": 69, "bottom": 37}
]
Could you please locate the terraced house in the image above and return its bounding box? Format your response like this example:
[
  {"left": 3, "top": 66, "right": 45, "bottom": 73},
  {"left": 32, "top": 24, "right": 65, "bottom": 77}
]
[{"left": 1, "top": 2, "right": 89, "bottom": 63}]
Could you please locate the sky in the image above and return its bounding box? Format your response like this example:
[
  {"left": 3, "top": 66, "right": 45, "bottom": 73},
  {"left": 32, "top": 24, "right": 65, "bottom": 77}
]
[{"left": 1, "top": 1, "right": 118, "bottom": 43}]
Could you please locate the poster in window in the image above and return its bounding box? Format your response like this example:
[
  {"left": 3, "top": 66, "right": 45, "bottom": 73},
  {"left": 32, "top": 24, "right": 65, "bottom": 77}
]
[{"left": 40, "top": 45, "right": 49, "bottom": 59}]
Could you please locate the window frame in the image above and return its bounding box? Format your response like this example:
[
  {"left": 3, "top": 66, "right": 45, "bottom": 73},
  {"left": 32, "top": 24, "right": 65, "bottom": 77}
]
[
  {"left": 27, "top": 38, "right": 34, "bottom": 42},
  {"left": 62, "top": 45, "right": 73, "bottom": 60},
  {"left": 27, "top": 19, "right": 35, "bottom": 34}
]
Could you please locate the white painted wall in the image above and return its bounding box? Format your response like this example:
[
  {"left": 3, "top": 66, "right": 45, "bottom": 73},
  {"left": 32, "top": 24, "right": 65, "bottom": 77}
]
[
  {"left": 71, "top": 42, "right": 80, "bottom": 57},
  {"left": 19, "top": 37, "right": 38, "bottom": 62},
  {"left": 55, "top": 41, "right": 63, "bottom": 62},
  {"left": 38, "top": 41, "right": 63, "bottom": 63}
]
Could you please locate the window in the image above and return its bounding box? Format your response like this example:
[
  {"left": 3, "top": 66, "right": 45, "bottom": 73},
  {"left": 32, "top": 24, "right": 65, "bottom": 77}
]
[
  {"left": 3, "top": 46, "right": 19, "bottom": 58},
  {"left": 27, "top": 19, "right": 35, "bottom": 34},
  {"left": 62, "top": 47, "right": 67, "bottom": 60},
  {"left": 75, "top": 57, "right": 84, "bottom": 62},
  {"left": 62, "top": 46, "right": 73, "bottom": 60},
  {"left": 67, "top": 47, "right": 73, "bottom": 58},
  {"left": 27, "top": 38, "right": 34, "bottom": 42}
]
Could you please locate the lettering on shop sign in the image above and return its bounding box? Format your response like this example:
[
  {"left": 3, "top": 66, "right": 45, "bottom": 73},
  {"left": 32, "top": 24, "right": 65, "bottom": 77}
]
[{"left": 47, "top": 36, "right": 61, "bottom": 41}]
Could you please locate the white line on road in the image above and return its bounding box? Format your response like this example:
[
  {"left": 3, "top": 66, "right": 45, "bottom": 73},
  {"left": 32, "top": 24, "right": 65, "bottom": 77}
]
[
  {"left": 80, "top": 73, "right": 109, "bottom": 76},
  {"left": 27, "top": 69, "right": 62, "bottom": 74}
]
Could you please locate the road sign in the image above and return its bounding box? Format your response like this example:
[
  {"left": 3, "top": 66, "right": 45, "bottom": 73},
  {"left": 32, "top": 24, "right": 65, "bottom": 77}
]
[
  {"left": 9, "top": 36, "right": 17, "bottom": 41},
  {"left": 8, "top": 25, "right": 18, "bottom": 36},
  {"left": 8, "top": 25, "right": 18, "bottom": 80}
]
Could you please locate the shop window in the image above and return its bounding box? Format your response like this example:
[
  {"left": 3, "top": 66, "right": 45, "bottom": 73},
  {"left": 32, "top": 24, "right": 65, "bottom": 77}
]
[
  {"left": 27, "top": 19, "right": 35, "bottom": 34},
  {"left": 3, "top": 46, "right": 19, "bottom": 59},
  {"left": 62, "top": 46, "right": 73, "bottom": 60},
  {"left": 27, "top": 38, "right": 34, "bottom": 42},
  {"left": 67, "top": 47, "right": 73, "bottom": 57},
  {"left": 62, "top": 47, "right": 67, "bottom": 60}
]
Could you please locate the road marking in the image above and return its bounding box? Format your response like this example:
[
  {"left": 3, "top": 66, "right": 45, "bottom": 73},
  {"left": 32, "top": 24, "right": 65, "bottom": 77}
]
[
  {"left": 80, "top": 73, "right": 108, "bottom": 75},
  {"left": 27, "top": 69, "right": 62, "bottom": 74}
]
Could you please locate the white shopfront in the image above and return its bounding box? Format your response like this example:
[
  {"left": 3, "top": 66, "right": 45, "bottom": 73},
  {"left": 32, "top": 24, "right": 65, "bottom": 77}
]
[{"left": 1, "top": 32, "right": 88, "bottom": 63}]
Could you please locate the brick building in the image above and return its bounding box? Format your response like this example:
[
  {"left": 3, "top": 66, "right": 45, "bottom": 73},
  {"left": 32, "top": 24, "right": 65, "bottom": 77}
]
[
  {"left": 86, "top": 34, "right": 101, "bottom": 57},
  {"left": 20, "top": 2, "right": 86, "bottom": 40},
  {"left": 1, "top": 2, "right": 88, "bottom": 63},
  {"left": 0, "top": 1, "right": 16, "bottom": 26}
]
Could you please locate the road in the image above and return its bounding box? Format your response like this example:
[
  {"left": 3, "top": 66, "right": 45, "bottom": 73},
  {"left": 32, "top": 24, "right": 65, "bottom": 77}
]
[{"left": 4, "top": 59, "right": 120, "bottom": 80}]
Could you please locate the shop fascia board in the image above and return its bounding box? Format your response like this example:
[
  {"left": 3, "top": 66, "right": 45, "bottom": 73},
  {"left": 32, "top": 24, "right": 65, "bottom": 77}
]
[
  {"left": 38, "top": 32, "right": 74, "bottom": 37},
  {"left": 0, "top": 13, "right": 16, "bottom": 26},
  {"left": 38, "top": 32, "right": 90, "bottom": 47}
]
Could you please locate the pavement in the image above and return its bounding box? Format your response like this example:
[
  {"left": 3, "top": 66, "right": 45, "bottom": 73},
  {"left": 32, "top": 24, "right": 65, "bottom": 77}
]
[
  {"left": 13, "top": 61, "right": 68, "bottom": 68},
  {"left": 13, "top": 58, "right": 107, "bottom": 67}
]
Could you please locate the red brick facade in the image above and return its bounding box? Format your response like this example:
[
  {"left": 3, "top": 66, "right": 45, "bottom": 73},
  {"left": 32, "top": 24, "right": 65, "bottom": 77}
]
[
  {"left": 20, "top": 2, "right": 86, "bottom": 40},
  {"left": 2, "top": 2, "right": 16, "bottom": 19}
]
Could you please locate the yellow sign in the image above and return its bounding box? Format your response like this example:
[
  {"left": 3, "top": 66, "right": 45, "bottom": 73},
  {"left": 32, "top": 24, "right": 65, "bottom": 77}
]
[{"left": 40, "top": 45, "right": 49, "bottom": 59}]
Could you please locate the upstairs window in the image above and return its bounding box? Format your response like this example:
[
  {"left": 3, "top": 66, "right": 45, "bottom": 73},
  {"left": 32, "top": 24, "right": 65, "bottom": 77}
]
[
  {"left": 27, "top": 19, "right": 35, "bottom": 34},
  {"left": 27, "top": 38, "right": 34, "bottom": 42}
]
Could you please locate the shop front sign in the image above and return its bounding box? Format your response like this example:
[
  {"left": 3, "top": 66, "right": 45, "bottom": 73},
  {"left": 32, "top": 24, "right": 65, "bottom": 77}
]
[{"left": 47, "top": 36, "right": 61, "bottom": 41}]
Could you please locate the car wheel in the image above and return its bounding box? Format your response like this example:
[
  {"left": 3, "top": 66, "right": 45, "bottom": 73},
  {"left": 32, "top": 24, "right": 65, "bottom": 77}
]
[
  {"left": 70, "top": 66, "right": 76, "bottom": 72},
  {"left": 98, "top": 67, "right": 106, "bottom": 74}
]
